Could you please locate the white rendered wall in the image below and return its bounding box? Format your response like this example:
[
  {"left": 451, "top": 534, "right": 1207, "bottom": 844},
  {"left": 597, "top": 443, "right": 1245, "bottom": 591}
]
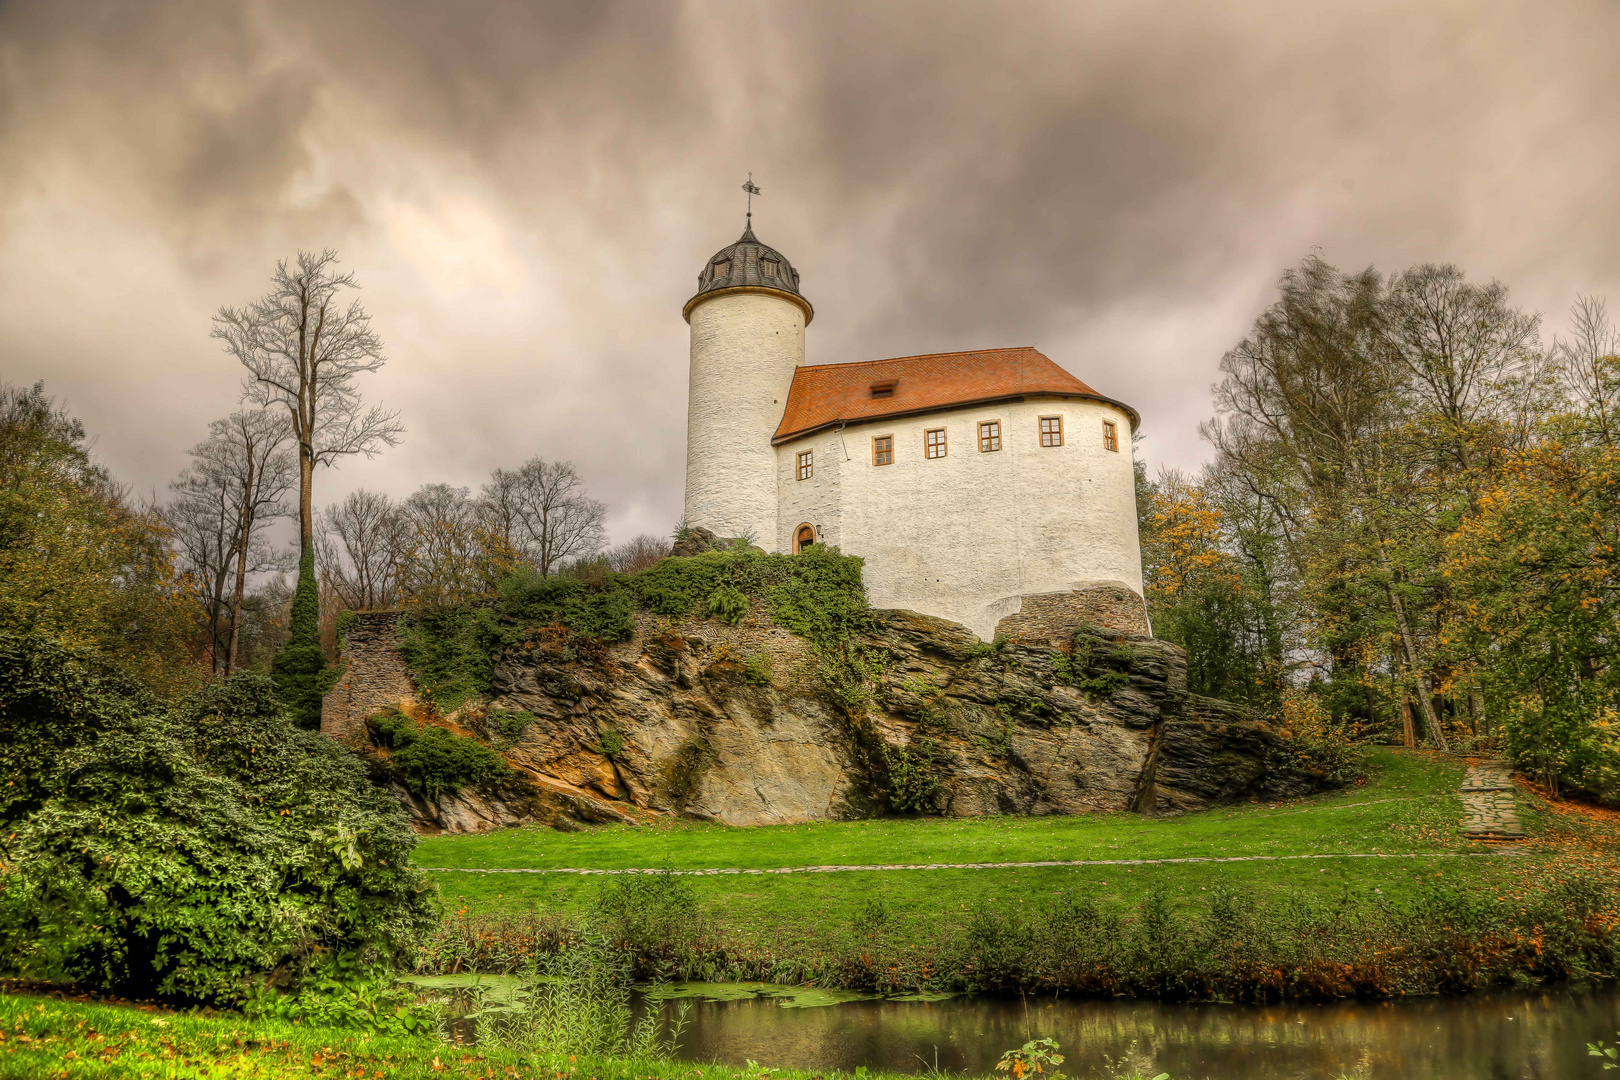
[
  {"left": 778, "top": 398, "right": 1142, "bottom": 640},
  {"left": 684, "top": 292, "right": 805, "bottom": 550},
  {"left": 775, "top": 430, "right": 844, "bottom": 552}
]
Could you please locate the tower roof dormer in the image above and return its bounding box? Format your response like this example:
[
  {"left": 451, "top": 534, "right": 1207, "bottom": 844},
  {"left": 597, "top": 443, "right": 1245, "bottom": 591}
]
[{"left": 683, "top": 221, "right": 813, "bottom": 325}]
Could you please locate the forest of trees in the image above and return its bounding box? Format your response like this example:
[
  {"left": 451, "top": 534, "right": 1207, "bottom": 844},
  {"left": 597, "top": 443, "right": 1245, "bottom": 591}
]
[
  {"left": 5, "top": 250, "right": 1618, "bottom": 801},
  {"left": 1139, "top": 257, "right": 1620, "bottom": 799}
]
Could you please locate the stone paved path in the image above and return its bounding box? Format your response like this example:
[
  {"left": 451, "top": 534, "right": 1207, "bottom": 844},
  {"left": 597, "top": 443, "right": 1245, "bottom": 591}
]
[
  {"left": 423, "top": 850, "right": 1517, "bottom": 876},
  {"left": 1461, "top": 760, "right": 1525, "bottom": 840}
]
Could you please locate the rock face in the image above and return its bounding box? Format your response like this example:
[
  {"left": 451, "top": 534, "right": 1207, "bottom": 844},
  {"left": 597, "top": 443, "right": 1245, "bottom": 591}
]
[{"left": 324, "top": 603, "right": 1335, "bottom": 833}]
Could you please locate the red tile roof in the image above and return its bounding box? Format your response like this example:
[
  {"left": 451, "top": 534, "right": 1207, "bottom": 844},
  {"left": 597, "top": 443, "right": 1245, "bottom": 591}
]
[{"left": 772, "top": 347, "right": 1137, "bottom": 444}]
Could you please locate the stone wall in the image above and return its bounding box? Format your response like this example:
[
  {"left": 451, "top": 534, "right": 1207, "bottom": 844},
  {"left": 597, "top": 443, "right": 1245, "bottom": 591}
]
[
  {"left": 321, "top": 611, "right": 417, "bottom": 745},
  {"left": 993, "top": 585, "right": 1151, "bottom": 643}
]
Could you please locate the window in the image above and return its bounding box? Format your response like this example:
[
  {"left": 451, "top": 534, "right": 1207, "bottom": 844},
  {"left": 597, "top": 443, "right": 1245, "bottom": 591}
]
[
  {"left": 796, "top": 450, "right": 813, "bottom": 481},
  {"left": 872, "top": 435, "right": 894, "bottom": 466},
  {"left": 762, "top": 257, "right": 780, "bottom": 277},
  {"left": 713, "top": 259, "right": 731, "bottom": 278},
  {"left": 1040, "top": 416, "right": 1064, "bottom": 447},
  {"left": 978, "top": 420, "right": 1002, "bottom": 452},
  {"left": 795, "top": 524, "right": 816, "bottom": 553},
  {"left": 870, "top": 381, "right": 896, "bottom": 399},
  {"left": 925, "top": 428, "right": 947, "bottom": 459},
  {"left": 1103, "top": 420, "right": 1119, "bottom": 452}
]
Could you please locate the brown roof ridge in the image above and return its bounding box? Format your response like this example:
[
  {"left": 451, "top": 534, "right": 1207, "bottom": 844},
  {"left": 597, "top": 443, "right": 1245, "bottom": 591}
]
[{"left": 801, "top": 345, "right": 1043, "bottom": 370}]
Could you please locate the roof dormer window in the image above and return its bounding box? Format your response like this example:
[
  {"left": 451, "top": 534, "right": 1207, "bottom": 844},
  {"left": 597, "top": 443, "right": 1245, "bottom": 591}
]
[
  {"left": 713, "top": 259, "right": 731, "bottom": 278},
  {"left": 870, "top": 381, "right": 897, "bottom": 400},
  {"left": 762, "top": 257, "right": 780, "bottom": 277}
]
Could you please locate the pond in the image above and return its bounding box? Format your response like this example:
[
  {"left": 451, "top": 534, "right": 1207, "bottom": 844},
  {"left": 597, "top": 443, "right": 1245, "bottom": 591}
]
[{"left": 422, "top": 977, "right": 1620, "bottom": 1079}]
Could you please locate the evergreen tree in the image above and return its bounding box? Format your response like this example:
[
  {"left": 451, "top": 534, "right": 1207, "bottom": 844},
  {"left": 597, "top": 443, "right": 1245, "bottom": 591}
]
[{"left": 270, "top": 548, "right": 332, "bottom": 728}]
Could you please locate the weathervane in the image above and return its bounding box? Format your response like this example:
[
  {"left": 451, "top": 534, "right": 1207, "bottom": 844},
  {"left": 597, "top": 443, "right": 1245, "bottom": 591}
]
[{"left": 742, "top": 173, "right": 761, "bottom": 227}]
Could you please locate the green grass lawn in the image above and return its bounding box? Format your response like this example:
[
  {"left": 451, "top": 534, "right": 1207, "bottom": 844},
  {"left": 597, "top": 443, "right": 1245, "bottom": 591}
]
[
  {"left": 417, "top": 750, "right": 1559, "bottom": 951},
  {"left": 0, "top": 992, "right": 918, "bottom": 1080}
]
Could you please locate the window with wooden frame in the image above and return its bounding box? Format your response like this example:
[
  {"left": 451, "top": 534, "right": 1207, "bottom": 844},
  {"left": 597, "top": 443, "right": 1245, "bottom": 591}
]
[
  {"left": 1040, "top": 415, "right": 1064, "bottom": 447},
  {"left": 925, "top": 428, "right": 947, "bottom": 459},
  {"left": 978, "top": 420, "right": 1002, "bottom": 452},
  {"left": 872, "top": 435, "right": 894, "bottom": 466},
  {"left": 713, "top": 259, "right": 731, "bottom": 278},
  {"left": 796, "top": 450, "right": 813, "bottom": 481},
  {"left": 762, "top": 257, "right": 780, "bottom": 277},
  {"left": 1103, "top": 420, "right": 1119, "bottom": 452}
]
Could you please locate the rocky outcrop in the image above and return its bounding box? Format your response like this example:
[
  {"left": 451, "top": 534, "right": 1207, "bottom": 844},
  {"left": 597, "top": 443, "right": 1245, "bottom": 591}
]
[{"left": 325, "top": 599, "right": 1338, "bottom": 833}]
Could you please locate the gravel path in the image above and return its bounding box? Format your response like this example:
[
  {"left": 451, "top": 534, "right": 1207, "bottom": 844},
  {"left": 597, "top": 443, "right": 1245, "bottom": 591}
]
[
  {"left": 1461, "top": 760, "right": 1525, "bottom": 840},
  {"left": 422, "top": 850, "right": 1517, "bottom": 876}
]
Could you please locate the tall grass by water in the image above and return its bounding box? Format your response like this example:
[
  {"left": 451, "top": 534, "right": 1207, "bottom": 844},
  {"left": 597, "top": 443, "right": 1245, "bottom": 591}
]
[{"left": 421, "top": 866, "right": 1617, "bottom": 1002}]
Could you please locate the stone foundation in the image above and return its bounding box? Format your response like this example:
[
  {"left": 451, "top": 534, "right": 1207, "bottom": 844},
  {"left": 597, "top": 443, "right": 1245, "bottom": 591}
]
[
  {"left": 993, "top": 585, "right": 1150, "bottom": 644},
  {"left": 321, "top": 611, "right": 417, "bottom": 744}
]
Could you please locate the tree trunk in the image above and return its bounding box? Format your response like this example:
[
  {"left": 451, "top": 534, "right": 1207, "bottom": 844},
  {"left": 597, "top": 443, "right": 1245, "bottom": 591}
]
[
  {"left": 299, "top": 446, "right": 315, "bottom": 557},
  {"left": 1398, "top": 683, "right": 1416, "bottom": 749},
  {"left": 226, "top": 496, "right": 252, "bottom": 675},
  {"left": 1385, "top": 582, "right": 1450, "bottom": 752}
]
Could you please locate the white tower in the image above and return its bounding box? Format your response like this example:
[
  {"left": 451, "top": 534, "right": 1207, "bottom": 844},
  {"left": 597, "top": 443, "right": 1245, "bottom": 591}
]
[{"left": 682, "top": 218, "right": 812, "bottom": 550}]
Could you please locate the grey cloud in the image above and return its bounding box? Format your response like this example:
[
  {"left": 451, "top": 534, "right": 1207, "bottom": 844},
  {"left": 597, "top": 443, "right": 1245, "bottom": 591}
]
[{"left": 3, "top": 0, "right": 1620, "bottom": 541}]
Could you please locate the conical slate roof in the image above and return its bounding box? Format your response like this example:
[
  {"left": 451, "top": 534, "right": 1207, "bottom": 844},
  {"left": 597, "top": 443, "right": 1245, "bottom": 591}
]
[{"left": 683, "top": 219, "right": 813, "bottom": 323}]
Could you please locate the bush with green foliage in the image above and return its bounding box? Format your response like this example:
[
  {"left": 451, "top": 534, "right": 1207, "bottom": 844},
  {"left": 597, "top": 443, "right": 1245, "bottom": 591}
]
[
  {"left": 590, "top": 870, "right": 704, "bottom": 980},
  {"left": 0, "top": 631, "right": 435, "bottom": 1001},
  {"left": 242, "top": 952, "right": 440, "bottom": 1035},
  {"left": 881, "top": 737, "right": 945, "bottom": 813},
  {"left": 368, "top": 710, "right": 510, "bottom": 800}
]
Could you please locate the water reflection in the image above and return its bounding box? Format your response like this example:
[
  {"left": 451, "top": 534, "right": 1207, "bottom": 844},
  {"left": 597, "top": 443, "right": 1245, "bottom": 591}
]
[{"left": 654, "top": 986, "right": 1620, "bottom": 1079}]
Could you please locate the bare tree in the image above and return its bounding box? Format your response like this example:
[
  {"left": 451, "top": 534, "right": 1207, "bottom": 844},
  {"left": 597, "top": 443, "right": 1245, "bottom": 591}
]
[
  {"left": 1384, "top": 264, "right": 1542, "bottom": 469},
  {"left": 604, "top": 533, "right": 671, "bottom": 574},
  {"left": 1555, "top": 295, "right": 1620, "bottom": 446},
  {"left": 319, "top": 489, "right": 407, "bottom": 610},
  {"left": 212, "top": 250, "right": 403, "bottom": 561},
  {"left": 397, "top": 484, "right": 513, "bottom": 607},
  {"left": 481, "top": 458, "right": 607, "bottom": 576},
  {"left": 163, "top": 459, "right": 236, "bottom": 670},
  {"left": 216, "top": 410, "right": 295, "bottom": 672},
  {"left": 164, "top": 410, "right": 293, "bottom": 672}
]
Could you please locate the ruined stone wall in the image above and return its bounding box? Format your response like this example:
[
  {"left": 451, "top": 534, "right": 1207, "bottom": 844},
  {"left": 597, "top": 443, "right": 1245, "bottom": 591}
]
[
  {"left": 993, "top": 585, "right": 1151, "bottom": 644},
  {"left": 321, "top": 611, "right": 417, "bottom": 745}
]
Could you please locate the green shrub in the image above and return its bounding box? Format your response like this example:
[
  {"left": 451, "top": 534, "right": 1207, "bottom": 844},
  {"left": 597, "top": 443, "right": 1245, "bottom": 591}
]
[
  {"left": 743, "top": 650, "right": 774, "bottom": 686},
  {"left": 242, "top": 952, "right": 439, "bottom": 1035},
  {"left": 882, "top": 737, "right": 945, "bottom": 813},
  {"left": 368, "top": 711, "right": 510, "bottom": 800},
  {"left": 591, "top": 870, "right": 702, "bottom": 980},
  {"left": 0, "top": 632, "right": 435, "bottom": 1002},
  {"left": 489, "top": 707, "right": 537, "bottom": 746},
  {"left": 703, "top": 584, "right": 749, "bottom": 624}
]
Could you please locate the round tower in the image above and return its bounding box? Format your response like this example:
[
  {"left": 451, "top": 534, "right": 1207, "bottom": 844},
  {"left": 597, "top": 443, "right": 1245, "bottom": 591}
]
[{"left": 682, "top": 221, "right": 812, "bottom": 550}]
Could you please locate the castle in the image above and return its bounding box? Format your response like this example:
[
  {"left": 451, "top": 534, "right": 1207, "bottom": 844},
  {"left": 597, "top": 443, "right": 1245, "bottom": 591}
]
[{"left": 682, "top": 217, "right": 1148, "bottom": 640}]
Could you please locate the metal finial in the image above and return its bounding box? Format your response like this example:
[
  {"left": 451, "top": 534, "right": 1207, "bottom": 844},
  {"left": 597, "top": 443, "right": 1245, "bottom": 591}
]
[{"left": 742, "top": 173, "right": 761, "bottom": 226}]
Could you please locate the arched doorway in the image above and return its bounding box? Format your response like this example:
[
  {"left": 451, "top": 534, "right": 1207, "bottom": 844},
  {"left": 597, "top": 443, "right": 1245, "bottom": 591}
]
[{"left": 794, "top": 524, "right": 816, "bottom": 554}]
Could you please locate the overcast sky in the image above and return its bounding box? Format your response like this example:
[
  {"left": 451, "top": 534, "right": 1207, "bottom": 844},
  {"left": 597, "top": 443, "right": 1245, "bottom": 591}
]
[{"left": 4, "top": 0, "right": 1620, "bottom": 544}]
